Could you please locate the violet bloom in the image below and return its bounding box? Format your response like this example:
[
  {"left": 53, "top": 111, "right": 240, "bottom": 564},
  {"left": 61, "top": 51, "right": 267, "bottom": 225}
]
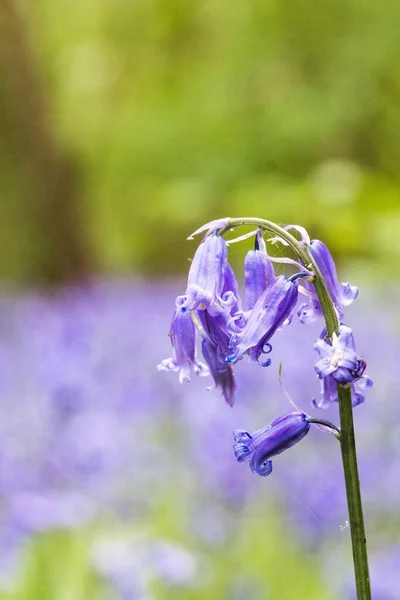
[
  {"left": 157, "top": 296, "right": 208, "bottom": 384},
  {"left": 314, "top": 325, "right": 366, "bottom": 385},
  {"left": 313, "top": 325, "right": 373, "bottom": 409},
  {"left": 193, "top": 261, "right": 240, "bottom": 405},
  {"left": 197, "top": 310, "right": 236, "bottom": 407},
  {"left": 298, "top": 239, "right": 358, "bottom": 324},
  {"left": 183, "top": 234, "right": 237, "bottom": 316},
  {"left": 233, "top": 413, "right": 311, "bottom": 476},
  {"left": 201, "top": 337, "right": 236, "bottom": 407},
  {"left": 227, "top": 275, "right": 299, "bottom": 365},
  {"left": 313, "top": 372, "right": 373, "bottom": 410},
  {"left": 244, "top": 229, "right": 275, "bottom": 311},
  {"left": 297, "top": 290, "right": 324, "bottom": 325}
]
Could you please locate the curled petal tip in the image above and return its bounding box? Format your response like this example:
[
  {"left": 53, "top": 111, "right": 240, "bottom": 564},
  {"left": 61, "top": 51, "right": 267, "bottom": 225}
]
[
  {"left": 187, "top": 218, "right": 232, "bottom": 240},
  {"left": 233, "top": 443, "right": 251, "bottom": 462},
  {"left": 233, "top": 430, "right": 252, "bottom": 443},
  {"left": 250, "top": 459, "right": 273, "bottom": 477}
]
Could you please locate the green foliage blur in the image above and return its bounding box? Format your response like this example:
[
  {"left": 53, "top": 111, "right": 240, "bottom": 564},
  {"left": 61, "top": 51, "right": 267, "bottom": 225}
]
[{"left": 2, "top": 0, "right": 400, "bottom": 280}]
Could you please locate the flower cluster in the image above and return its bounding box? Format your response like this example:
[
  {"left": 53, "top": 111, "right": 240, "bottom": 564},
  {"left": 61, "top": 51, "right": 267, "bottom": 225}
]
[
  {"left": 158, "top": 229, "right": 301, "bottom": 406},
  {"left": 158, "top": 218, "right": 373, "bottom": 477}
]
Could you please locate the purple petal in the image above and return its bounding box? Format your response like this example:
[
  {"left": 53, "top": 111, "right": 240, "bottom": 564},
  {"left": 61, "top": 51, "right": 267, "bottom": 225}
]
[
  {"left": 201, "top": 338, "right": 236, "bottom": 406},
  {"left": 227, "top": 276, "right": 298, "bottom": 364},
  {"left": 157, "top": 296, "right": 208, "bottom": 383},
  {"left": 309, "top": 240, "right": 359, "bottom": 307},
  {"left": 244, "top": 230, "right": 275, "bottom": 310},
  {"left": 313, "top": 326, "right": 363, "bottom": 386}
]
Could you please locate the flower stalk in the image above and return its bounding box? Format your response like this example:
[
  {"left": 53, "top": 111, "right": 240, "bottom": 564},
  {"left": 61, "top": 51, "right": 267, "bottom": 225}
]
[
  {"left": 162, "top": 215, "right": 371, "bottom": 597},
  {"left": 220, "top": 217, "right": 370, "bottom": 600}
]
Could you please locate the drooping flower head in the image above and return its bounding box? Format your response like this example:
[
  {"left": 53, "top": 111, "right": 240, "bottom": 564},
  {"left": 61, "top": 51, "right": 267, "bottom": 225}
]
[{"left": 233, "top": 413, "right": 311, "bottom": 476}]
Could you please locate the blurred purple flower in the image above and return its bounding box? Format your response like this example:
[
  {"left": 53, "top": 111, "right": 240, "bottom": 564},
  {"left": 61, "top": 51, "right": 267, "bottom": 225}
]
[
  {"left": 91, "top": 537, "right": 197, "bottom": 600},
  {"left": 150, "top": 541, "right": 197, "bottom": 585},
  {"left": 9, "top": 491, "right": 94, "bottom": 533}
]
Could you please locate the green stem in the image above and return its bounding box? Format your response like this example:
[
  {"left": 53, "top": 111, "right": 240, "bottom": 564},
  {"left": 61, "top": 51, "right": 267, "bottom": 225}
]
[
  {"left": 219, "top": 217, "right": 371, "bottom": 600},
  {"left": 338, "top": 385, "right": 371, "bottom": 600}
]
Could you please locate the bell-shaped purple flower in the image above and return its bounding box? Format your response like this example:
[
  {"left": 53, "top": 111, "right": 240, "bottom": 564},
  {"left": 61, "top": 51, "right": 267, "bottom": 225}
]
[
  {"left": 314, "top": 325, "right": 366, "bottom": 385},
  {"left": 313, "top": 372, "right": 373, "bottom": 410},
  {"left": 197, "top": 311, "right": 236, "bottom": 406},
  {"left": 298, "top": 239, "right": 358, "bottom": 324},
  {"left": 233, "top": 413, "right": 310, "bottom": 477},
  {"left": 183, "top": 234, "right": 237, "bottom": 316},
  {"left": 226, "top": 275, "right": 299, "bottom": 365},
  {"left": 201, "top": 338, "right": 236, "bottom": 407},
  {"left": 244, "top": 230, "right": 275, "bottom": 310},
  {"left": 157, "top": 296, "right": 208, "bottom": 384},
  {"left": 310, "top": 240, "right": 358, "bottom": 306},
  {"left": 297, "top": 284, "right": 324, "bottom": 324},
  {"left": 312, "top": 325, "right": 373, "bottom": 409}
]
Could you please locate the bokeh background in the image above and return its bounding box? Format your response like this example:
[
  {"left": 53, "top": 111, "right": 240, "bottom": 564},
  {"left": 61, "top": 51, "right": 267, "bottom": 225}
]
[{"left": 0, "top": 1, "right": 399, "bottom": 598}]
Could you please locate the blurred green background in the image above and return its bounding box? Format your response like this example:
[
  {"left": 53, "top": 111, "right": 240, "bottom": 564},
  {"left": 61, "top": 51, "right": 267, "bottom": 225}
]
[{"left": 1, "top": 0, "right": 400, "bottom": 284}]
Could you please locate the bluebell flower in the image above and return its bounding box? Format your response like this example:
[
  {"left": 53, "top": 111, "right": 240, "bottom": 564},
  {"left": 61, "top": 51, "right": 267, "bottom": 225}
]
[
  {"left": 157, "top": 296, "right": 209, "bottom": 383},
  {"left": 297, "top": 288, "right": 324, "bottom": 324},
  {"left": 314, "top": 325, "right": 366, "bottom": 385},
  {"left": 244, "top": 229, "right": 275, "bottom": 311},
  {"left": 197, "top": 310, "right": 236, "bottom": 406},
  {"left": 233, "top": 413, "right": 311, "bottom": 476},
  {"left": 312, "top": 325, "right": 373, "bottom": 409},
  {"left": 226, "top": 275, "right": 299, "bottom": 365},
  {"left": 298, "top": 239, "right": 358, "bottom": 324},
  {"left": 313, "top": 372, "right": 373, "bottom": 410},
  {"left": 193, "top": 254, "right": 241, "bottom": 405},
  {"left": 201, "top": 338, "right": 236, "bottom": 407},
  {"left": 183, "top": 234, "right": 237, "bottom": 316}
]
